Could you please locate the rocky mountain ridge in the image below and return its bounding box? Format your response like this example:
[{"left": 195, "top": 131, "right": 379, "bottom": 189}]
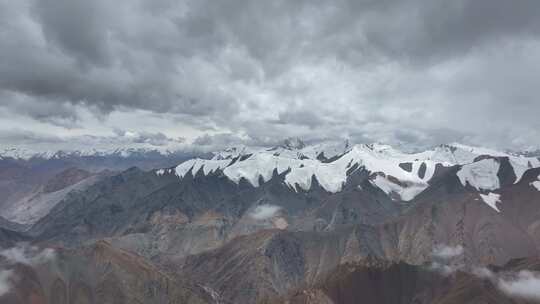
[{"left": 2, "top": 140, "right": 540, "bottom": 303}]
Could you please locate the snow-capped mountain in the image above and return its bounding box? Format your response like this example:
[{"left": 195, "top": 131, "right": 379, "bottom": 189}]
[
  {"left": 12, "top": 139, "right": 540, "bottom": 304},
  {"left": 0, "top": 146, "right": 210, "bottom": 173},
  {"left": 0, "top": 146, "right": 191, "bottom": 160},
  {"left": 163, "top": 141, "right": 540, "bottom": 202}
]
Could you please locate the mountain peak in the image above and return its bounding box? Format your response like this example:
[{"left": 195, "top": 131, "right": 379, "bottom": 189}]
[{"left": 282, "top": 137, "right": 306, "bottom": 150}]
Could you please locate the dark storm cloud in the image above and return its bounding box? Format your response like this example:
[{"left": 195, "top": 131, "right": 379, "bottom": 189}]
[
  {"left": 34, "top": 0, "right": 112, "bottom": 66},
  {"left": 349, "top": 0, "right": 540, "bottom": 63},
  {"left": 0, "top": 91, "right": 81, "bottom": 127},
  {"left": 0, "top": 0, "right": 239, "bottom": 119},
  {"left": 1, "top": 0, "right": 540, "bottom": 150}
]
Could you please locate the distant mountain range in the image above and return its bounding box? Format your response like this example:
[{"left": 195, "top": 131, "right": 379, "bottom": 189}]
[{"left": 0, "top": 146, "right": 209, "bottom": 168}]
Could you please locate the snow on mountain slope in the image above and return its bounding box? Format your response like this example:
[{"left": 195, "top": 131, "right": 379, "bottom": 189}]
[
  {"left": 531, "top": 175, "right": 540, "bottom": 191},
  {"left": 457, "top": 159, "right": 501, "bottom": 191},
  {"left": 168, "top": 143, "right": 457, "bottom": 200},
  {"left": 174, "top": 158, "right": 232, "bottom": 178},
  {"left": 369, "top": 175, "right": 427, "bottom": 201},
  {"left": 447, "top": 143, "right": 507, "bottom": 162},
  {"left": 169, "top": 142, "right": 540, "bottom": 201},
  {"left": 300, "top": 140, "right": 351, "bottom": 160},
  {"left": 479, "top": 192, "right": 502, "bottom": 212},
  {"left": 508, "top": 157, "right": 540, "bottom": 183},
  {"left": 211, "top": 146, "right": 257, "bottom": 160},
  {"left": 174, "top": 142, "right": 540, "bottom": 203},
  {"left": 0, "top": 147, "right": 57, "bottom": 160},
  {"left": 438, "top": 144, "right": 540, "bottom": 183},
  {"left": 0, "top": 146, "right": 188, "bottom": 160}
]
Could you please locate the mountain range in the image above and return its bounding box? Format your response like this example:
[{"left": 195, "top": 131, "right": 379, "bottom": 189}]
[{"left": 1, "top": 140, "right": 540, "bottom": 303}]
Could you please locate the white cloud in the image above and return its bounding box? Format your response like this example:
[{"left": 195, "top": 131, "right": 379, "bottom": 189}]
[
  {"left": 0, "top": 244, "right": 56, "bottom": 297},
  {"left": 0, "top": 244, "right": 56, "bottom": 266},
  {"left": 432, "top": 244, "right": 464, "bottom": 260},
  {"left": 498, "top": 271, "right": 540, "bottom": 300},
  {"left": 0, "top": 270, "right": 12, "bottom": 296},
  {"left": 427, "top": 245, "right": 540, "bottom": 301},
  {"left": 469, "top": 266, "right": 540, "bottom": 301},
  {"left": 471, "top": 266, "right": 495, "bottom": 279},
  {"left": 429, "top": 244, "right": 465, "bottom": 276},
  {"left": 249, "top": 204, "right": 282, "bottom": 220}
]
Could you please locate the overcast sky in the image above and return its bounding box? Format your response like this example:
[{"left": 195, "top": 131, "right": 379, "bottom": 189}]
[{"left": 1, "top": 0, "right": 540, "bottom": 152}]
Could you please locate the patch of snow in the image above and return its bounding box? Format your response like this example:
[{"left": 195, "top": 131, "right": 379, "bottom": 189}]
[
  {"left": 0, "top": 148, "right": 56, "bottom": 160},
  {"left": 479, "top": 192, "right": 501, "bottom": 212},
  {"left": 369, "top": 175, "right": 427, "bottom": 201},
  {"left": 509, "top": 157, "right": 540, "bottom": 184},
  {"left": 531, "top": 175, "right": 540, "bottom": 191},
  {"left": 175, "top": 158, "right": 230, "bottom": 178},
  {"left": 426, "top": 144, "right": 481, "bottom": 165},
  {"left": 0, "top": 146, "right": 187, "bottom": 160},
  {"left": 224, "top": 153, "right": 296, "bottom": 186},
  {"left": 430, "top": 144, "right": 540, "bottom": 183},
  {"left": 301, "top": 140, "right": 351, "bottom": 160},
  {"left": 457, "top": 159, "right": 500, "bottom": 191},
  {"left": 212, "top": 145, "right": 254, "bottom": 160},
  {"left": 284, "top": 159, "right": 346, "bottom": 192},
  {"left": 451, "top": 143, "right": 507, "bottom": 158}
]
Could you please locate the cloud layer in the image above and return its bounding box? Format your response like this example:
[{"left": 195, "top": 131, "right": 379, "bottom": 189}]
[
  {"left": 0, "top": 270, "right": 12, "bottom": 297},
  {"left": 0, "top": 244, "right": 56, "bottom": 266},
  {"left": 432, "top": 245, "right": 464, "bottom": 260},
  {"left": 0, "top": 244, "right": 56, "bottom": 296},
  {"left": 429, "top": 244, "right": 465, "bottom": 276},
  {"left": 498, "top": 270, "right": 540, "bottom": 300},
  {"left": 427, "top": 244, "right": 540, "bottom": 301},
  {"left": 1, "top": 0, "right": 540, "bottom": 150}
]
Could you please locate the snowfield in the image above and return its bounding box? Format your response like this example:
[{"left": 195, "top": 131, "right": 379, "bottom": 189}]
[
  {"left": 457, "top": 159, "right": 501, "bottom": 191},
  {"left": 479, "top": 192, "right": 502, "bottom": 212}
]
